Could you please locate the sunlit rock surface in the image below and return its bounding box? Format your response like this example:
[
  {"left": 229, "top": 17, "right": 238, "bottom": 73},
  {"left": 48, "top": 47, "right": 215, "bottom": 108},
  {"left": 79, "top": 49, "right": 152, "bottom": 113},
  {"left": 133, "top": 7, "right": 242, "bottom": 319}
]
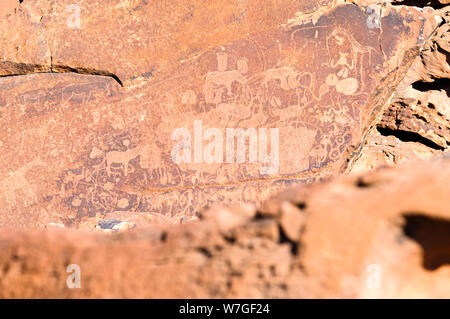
[{"left": 0, "top": 1, "right": 440, "bottom": 227}]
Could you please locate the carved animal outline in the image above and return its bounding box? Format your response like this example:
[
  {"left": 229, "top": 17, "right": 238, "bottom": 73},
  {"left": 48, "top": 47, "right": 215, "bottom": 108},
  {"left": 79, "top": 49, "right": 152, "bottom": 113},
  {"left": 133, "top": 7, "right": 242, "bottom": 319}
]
[
  {"left": 0, "top": 158, "right": 46, "bottom": 207},
  {"left": 104, "top": 147, "right": 143, "bottom": 176},
  {"left": 263, "top": 66, "right": 300, "bottom": 90},
  {"left": 205, "top": 70, "right": 247, "bottom": 95},
  {"left": 325, "top": 28, "right": 377, "bottom": 95},
  {"left": 203, "top": 52, "right": 248, "bottom": 104},
  {"left": 277, "top": 104, "right": 308, "bottom": 128},
  {"left": 61, "top": 82, "right": 99, "bottom": 106}
]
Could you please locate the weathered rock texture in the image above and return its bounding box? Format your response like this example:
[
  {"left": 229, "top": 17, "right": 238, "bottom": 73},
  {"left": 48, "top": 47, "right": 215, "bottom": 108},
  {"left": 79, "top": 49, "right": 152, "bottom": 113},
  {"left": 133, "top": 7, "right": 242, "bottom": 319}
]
[
  {"left": 0, "top": 154, "right": 449, "bottom": 298},
  {"left": 3, "top": 0, "right": 336, "bottom": 84},
  {"left": 0, "top": 0, "right": 441, "bottom": 228},
  {"left": 0, "top": 0, "right": 19, "bottom": 19},
  {"left": 351, "top": 5, "right": 450, "bottom": 173},
  {"left": 1, "top": 0, "right": 450, "bottom": 299}
]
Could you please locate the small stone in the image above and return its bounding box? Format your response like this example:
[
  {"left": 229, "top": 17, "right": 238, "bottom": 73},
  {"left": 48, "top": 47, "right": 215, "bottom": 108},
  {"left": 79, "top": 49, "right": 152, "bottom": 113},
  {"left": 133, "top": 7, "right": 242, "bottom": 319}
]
[
  {"left": 46, "top": 222, "right": 65, "bottom": 229},
  {"left": 180, "top": 216, "right": 200, "bottom": 224},
  {"left": 112, "top": 221, "right": 136, "bottom": 232},
  {"left": 96, "top": 219, "right": 136, "bottom": 233},
  {"left": 97, "top": 219, "right": 122, "bottom": 230}
]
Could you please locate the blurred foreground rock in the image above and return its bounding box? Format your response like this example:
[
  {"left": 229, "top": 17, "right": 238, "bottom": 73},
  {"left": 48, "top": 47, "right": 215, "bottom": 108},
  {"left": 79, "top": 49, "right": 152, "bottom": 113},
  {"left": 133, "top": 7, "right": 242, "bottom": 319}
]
[{"left": 0, "top": 154, "right": 449, "bottom": 298}]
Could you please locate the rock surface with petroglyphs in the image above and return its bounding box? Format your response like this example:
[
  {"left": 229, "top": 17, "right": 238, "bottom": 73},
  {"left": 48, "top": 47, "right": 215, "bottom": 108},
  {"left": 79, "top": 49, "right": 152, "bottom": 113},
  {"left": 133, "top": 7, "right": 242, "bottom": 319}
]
[
  {"left": 1, "top": 154, "right": 450, "bottom": 298},
  {"left": 350, "top": 6, "right": 450, "bottom": 173},
  {"left": 0, "top": 1, "right": 442, "bottom": 228},
  {"left": 2, "top": 0, "right": 335, "bottom": 84},
  {"left": 0, "top": 0, "right": 450, "bottom": 300}
]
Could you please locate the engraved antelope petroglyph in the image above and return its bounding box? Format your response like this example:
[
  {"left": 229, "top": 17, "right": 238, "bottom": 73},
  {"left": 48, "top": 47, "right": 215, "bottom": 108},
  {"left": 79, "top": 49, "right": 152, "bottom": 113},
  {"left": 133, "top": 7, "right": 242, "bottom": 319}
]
[
  {"left": 104, "top": 147, "right": 143, "bottom": 176},
  {"left": 61, "top": 81, "right": 115, "bottom": 106},
  {"left": 102, "top": 143, "right": 157, "bottom": 177},
  {"left": 0, "top": 158, "right": 46, "bottom": 207}
]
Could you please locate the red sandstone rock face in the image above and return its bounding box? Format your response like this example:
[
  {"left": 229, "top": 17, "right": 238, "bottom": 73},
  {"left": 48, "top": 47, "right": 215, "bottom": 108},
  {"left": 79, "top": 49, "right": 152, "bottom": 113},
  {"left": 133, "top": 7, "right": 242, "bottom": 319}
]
[
  {"left": 2, "top": 0, "right": 335, "bottom": 84},
  {"left": 0, "top": 154, "right": 449, "bottom": 298},
  {"left": 0, "top": 0, "right": 449, "bottom": 299},
  {"left": 0, "top": 1, "right": 440, "bottom": 228},
  {"left": 0, "top": 0, "right": 19, "bottom": 19},
  {"left": 351, "top": 6, "right": 450, "bottom": 173}
]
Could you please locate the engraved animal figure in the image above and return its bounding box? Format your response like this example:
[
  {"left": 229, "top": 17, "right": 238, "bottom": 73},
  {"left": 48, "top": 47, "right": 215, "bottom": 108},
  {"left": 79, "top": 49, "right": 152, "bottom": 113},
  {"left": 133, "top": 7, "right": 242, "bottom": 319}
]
[
  {"left": 139, "top": 143, "right": 183, "bottom": 187},
  {"left": 263, "top": 67, "right": 299, "bottom": 90},
  {"left": 17, "top": 88, "right": 59, "bottom": 106},
  {"left": 17, "top": 88, "right": 59, "bottom": 116},
  {"left": 105, "top": 147, "right": 143, "bottom": 176},
  {"left": 60, "top": 168, "right": 90, "bottom": 197},
  {"left": 203, "top": 53, "right": 248, "bottom": 104},
  {"left": 309, "top": 144, "right": 328, "bottom": 169},
  {"left": 216, "top": 102, "right": 252, "bottom": 123},
  {"left": 325, "top": 28, "right": 377, "bottom": 95},
  {"left": 61, "top": 82, "right": 98, "bottom": 106},
  {"left": 149, "top": 165, "right": 182, "bottom": 187},
  {"left": 0, "top": 158, "right": 46, "bottom": 207},
  {"left": 205, "top": 70, "right": 247, "bottom": 95},
  {"left": 278, "top": 104, "right": 306, "bottom": 127}
]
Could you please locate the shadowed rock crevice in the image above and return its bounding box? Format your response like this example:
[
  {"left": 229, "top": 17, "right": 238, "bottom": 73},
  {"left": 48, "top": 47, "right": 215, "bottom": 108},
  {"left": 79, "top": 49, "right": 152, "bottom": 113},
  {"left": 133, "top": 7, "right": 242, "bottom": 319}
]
[
  {"left": 278, "top": 225, "right": 300, "bottom": 256},
  {"left": 392, "top": 0, "right": 450, "bottom": 9},
  {"left": 377, "top": 126, "right": 446, "bottom": 150},
  {"left": 412, "top": 78, "right": 450, "bottom": 96},
  {"left": 0, "top": 60, "right": 124, "bottom": 87},
  {"left": 403, "top": 214, "right": 450, "bottom": 271},
  {"left": 51, "top": 64, "right": 124, "bottom": 87}
]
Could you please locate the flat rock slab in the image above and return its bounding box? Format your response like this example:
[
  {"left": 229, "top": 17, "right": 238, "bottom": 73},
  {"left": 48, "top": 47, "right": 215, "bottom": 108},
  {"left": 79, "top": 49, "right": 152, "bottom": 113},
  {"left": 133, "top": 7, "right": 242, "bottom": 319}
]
[
  {"left": 0, "top": 2, "right": 440, "bottom": 227},
  {"left": 2, "top": 0, "right": 334, "bottom": 83}
]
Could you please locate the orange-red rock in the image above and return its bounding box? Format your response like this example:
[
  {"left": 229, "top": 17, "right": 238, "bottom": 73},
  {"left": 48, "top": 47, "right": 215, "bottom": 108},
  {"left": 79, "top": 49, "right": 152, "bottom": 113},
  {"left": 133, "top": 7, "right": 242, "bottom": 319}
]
[
  {"left": 0, "top": 0, "right": 19, "bottom": 19},
  {"left": 3, "top": 0, "right": 335, "bottom": 84},
  {"left": 0, "top": 2, "right": 441, "bottom": 228},
  {"left": 0, "top": 0, "right": 449, "bottom": 300},
  {"left": 351, "top": 7, "right": 450, "bottom": 173},
  {"left": 1, "top": 154, "right": 450, "bottom": 298}
]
